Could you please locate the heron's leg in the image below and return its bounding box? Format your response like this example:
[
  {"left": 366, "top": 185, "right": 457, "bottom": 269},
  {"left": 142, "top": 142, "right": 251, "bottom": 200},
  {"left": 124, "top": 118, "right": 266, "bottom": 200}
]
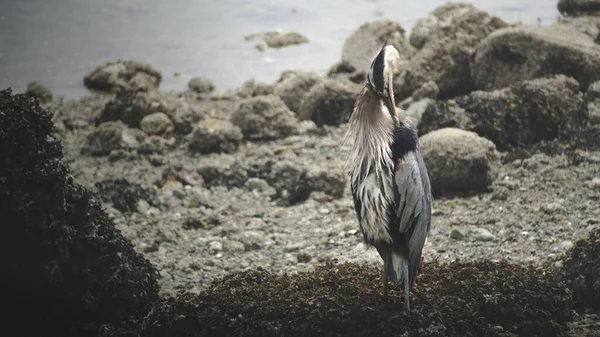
[
  {"left": 403, "top": 260, "right": 410, "bottom": 311},
  {"left": 383, "top": 249, "right": 391, "bottom": 301}
]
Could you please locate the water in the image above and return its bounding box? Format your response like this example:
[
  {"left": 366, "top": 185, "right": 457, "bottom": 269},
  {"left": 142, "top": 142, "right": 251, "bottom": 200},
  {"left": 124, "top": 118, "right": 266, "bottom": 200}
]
[{"left": 0, "top": 0, "right": 559, "bottom": 100}]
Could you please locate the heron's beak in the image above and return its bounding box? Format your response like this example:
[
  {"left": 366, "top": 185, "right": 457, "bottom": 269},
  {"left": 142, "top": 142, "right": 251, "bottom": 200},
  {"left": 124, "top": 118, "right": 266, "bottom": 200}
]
[{"left": 383, "top": 86, "right": 399, "bottom": 128}]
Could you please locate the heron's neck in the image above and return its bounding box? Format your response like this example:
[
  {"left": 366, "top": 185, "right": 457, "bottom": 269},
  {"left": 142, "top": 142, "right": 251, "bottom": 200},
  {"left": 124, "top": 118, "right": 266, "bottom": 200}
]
[{"left": 344, "top": 89, "right": 395, "bottom": 185}]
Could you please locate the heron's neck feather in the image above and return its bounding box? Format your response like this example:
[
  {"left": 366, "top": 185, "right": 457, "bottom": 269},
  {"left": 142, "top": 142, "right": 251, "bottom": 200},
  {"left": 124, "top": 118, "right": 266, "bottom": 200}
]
[{"left": 344, "top": 87, "right": 395, "bottom": 185}]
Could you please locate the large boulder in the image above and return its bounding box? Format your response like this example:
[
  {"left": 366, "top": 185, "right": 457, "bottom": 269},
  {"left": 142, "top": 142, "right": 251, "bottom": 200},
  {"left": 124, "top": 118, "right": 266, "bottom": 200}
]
[
  {"left": 455, "top": 75, "right": 586, "bottom": 150},
  {"left": 470, "top": 24, "right": 600, "bottom": 91},
  {"left": 0, "top": 89, "right": 159, "bottom": 336},
  {"left": 298, "top": 78, "right": 360, "bottom": 126},
  {"left": 558, "top": 0, "right": 600, "bottom": 16},
  {"left": 83, "top": 60, "right": 162, "bottom": 93},
  {"left": 394, "top": 33, "right": 480, "bottom": 100},
  {"left": 100, "top": 88, "right": 179, "bottom": 128},
  {"left": 231, "top": 95, "right": 297, "bottom": 140},
  {"left": 273, "top": 70, "right": 323, "bottom": 113},
  {"left": 417, "top": 99, "right": 474, "bottom": 136},
  {"left": 340, "top": 19, "right": 416, "bottom": 73},
  {"left": 409, "top": 2, "right": 507, "bottom": 49},
  {"left": 419, "top": 127, "right": 502, "bottom": 194}
]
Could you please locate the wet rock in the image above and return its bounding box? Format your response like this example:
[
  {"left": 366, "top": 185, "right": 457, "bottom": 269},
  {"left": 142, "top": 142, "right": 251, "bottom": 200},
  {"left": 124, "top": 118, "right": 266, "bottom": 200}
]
[
  {"left": 87, "top": 121, "right": 140, "bottom": 156},
  {"left": 584, "top": 80, "right": 600, "bottom": 125},
  {"left": 25, "top": 81, "right": 53, "bottom": 103},
  {"left": 0, "top": 89, "right": 158, "bottom": 335},
  {"left": 83, "top": 59, "right": 161, "bottom": 93},
  {"left": 231, "top": 95, "right": 297, "bottom": 140},
  {"left": 140, "top": 112, "right": 174, "bottom": 136},
  {"left": 100, "top": 88, "right": 180, "bottom": 127},
  {"left": 455, "top": 75, "right": 585, "bottom": 150},
  {"left": 298, "top": 78, "right": 359, "bottom": 126},
  {"left": 558, "top": 0, "right": 600, "bottom": 16},
  {"left": 273, "top": 70, "right": 323, "bottom": 113},
  {"left": 188, "top": 77, "right": 215, "bottom": 94},
  {"left": 341, "top": 19, "right": 416, "bottom": 73},
  {"left": 470, "top": 24, "right": 600, "bottom": 91},
  {"left": 417, "top": 99, "right": 474, "bottom": 136},
  {"left": 419, "top": 128, "right": 502, "bottom": 194},
  {"left": 94, "top": 178, "right": 156, "bottom": 213},
  {"left": 188, "top": 119, "right": 243, "bottom": 154},
  {"left": 245, "top": 31, "right": 309, "bottom": 49},
  {"left": 409, "top": 2, "right": 507, "bottom": 49}
]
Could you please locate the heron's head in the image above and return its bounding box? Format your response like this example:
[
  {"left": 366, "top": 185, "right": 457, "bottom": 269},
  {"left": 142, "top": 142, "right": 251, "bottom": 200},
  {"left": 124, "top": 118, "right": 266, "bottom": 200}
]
[{"left": 367, "top": 44, "right": 401, "bottom": 128}]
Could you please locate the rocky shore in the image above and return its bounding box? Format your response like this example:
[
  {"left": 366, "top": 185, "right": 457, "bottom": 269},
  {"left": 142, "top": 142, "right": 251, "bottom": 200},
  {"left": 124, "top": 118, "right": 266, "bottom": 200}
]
[{"left": 5, "top": 1, "right": 600, "bottom": 336}]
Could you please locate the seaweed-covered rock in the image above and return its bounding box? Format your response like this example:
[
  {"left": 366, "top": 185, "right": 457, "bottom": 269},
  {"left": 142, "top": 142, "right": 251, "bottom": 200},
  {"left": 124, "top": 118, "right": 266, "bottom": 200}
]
[
  {"left": 455, "top": 75, "right": 585, "bottom": 151},
  {"left": 140, "top": 112, "right": 174, "bottom": 136},
  {"left": 298, "top": 78, "right": 359, "bottom": 126},
  {"left": 94, "top": 178, "right": 156, "bottom": 213},
  {"left": 420, "top": 128, "right": 501, "bottom": 194},
  {"left": 100, "top": 88, "right": 180, "bottom": 128},
  {"left": 188, "top": 118, "right": 243, "bottom": 154},
  {"left": 87, "top": 120, "right": 141, "bottom": 156},
  {"left": 584, "top": 80, "right": 600, "bottom": 125},
  {"left": 394, "top": 33, "right": 480, "bottom": 100},
  {"left": 563, "top": 228, "right": 600, "bottom": 309},
  {"left": 470, "top": 24, "right": 600, "bottom": 91},
  {"left": 558, "top": 0, "right": 600, "bottom": 16},
  {"left": 341, "top": 19, "right": 416, "bottom": 73},
  {"left": 83, "top": 59, "right": 162, "bottom": 93},
  {"left": 140, "top": 260, "right": 571, "bottom": 337},
  {"left": 25, "top": 81, "right": 53, "bottom": 103},
  {"left": 0, "top": 89, "right": 159, "bottom": 336},
  {"left": 273, "top": 70, "right": 323, "bottom": 113},
  {"left": 245, "top": 31, "right": 309, "bottom": 50},
  {"left": 409, "top": 2, "right": 507, "bottom": 49},
  {"left": 231, "top": 95, "right": 297, "bottom": 140},
  {"left": 188, "top": 77, "right": 215, "bottom": 94}
]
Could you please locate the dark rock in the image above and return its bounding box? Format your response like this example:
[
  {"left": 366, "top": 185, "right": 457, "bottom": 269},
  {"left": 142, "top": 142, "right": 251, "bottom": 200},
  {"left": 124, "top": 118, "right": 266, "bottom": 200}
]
[
  {"left": 83, "top": 60, "right": 162, "bottom": 93},
  {"left": 100, "top": 88, "right": 180, "bottom": 128},
  {"left": 455, "top": 75, "right": 585, "bottom": 150},
  {"left": 231, "top": 95, "right": 297, "bottom": 140},
  {"left": 298, "top": 78, "right": 360, "bottom": 126},
  {"left": 420, "top": 127, "right": 502, "bottom": 194},
  {"left": 418, "top": 99, "right": 474, "bottom": 136},
  {"left": 140, "top": 112, "right": 174, "bottom": 136},
  {"left": 86, "top": 121, "right": 141, "bottom": 156},
  {"left": 470, "top": 24, "right": 600, "bottom": 91},
  {"left": 558, "top": 0, "right": 600, "bottom": 16},
  {"left": 341, "top": 19, "right": 416, "bottom": 73},
  {"left": 188, "top": 119, "right": 243, "bottom": 154},
  {"left": 562, "top": 228, "right": 600, "bottom": 309},
  {"left": 25, "top": 81, "right": 53, "bottom": 103},
  {"left": 0, "top": 89, "right": 159, "bottom": 336},
  {"left": 94, "top": 178, "right": 156, "bottom": 213},
  {"left": 409, "top": 2, "right": 508, "bottom": 49}
]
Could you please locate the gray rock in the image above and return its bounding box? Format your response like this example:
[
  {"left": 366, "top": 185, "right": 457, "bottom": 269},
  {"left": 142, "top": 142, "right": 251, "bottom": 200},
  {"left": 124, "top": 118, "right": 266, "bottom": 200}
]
[
  {"left": 394, "top": 32, "right": 480, "bottom": 100},
  {"left": 341, "top": 19, "right": 416, "bottom": 73},
  {"left": 188, "top": 119, "right": 243, "bottom": 154},
  {"left": 419, "top": 128, "right": 502, "bottom": 194},
  {"left": 471, "top": 227, "right": 495, "bottom": 242},
  {"left": 417, "top": 99, "right": 474, "bottom": 136},
  {"left": 100, "top": 88, "right": 180, "bottom": 127},
  {"left": 305, "top": 166, "right": 346, "bottom": 199},
  {"left": 234, "top": 79, "right": 275, "bottom": 98},
  {"left": 208, "top": 241, "right": 223, "bottom": 253},
  {"left": 245, "top": 178, "right": 277, "bottom": 198},
  {"left": 197, "top": 155, "right": 248, "bottom": 188},
  {"left": 273, "top": 70, "right": 323, "bottom": 113},
  {"left": 584, "top": 80, "right": 600, "bottom": 125},
  {"left": 470, "top": 24, "right": 600, "bottom": 91},
  {"left": 402, "top": 99, "right": 434, "bottom": 128},
  {"left": 83, "top": 60, "right": 161, "bottom": 93},
  {"left": 188, "top": 77, "right": 215, "bottom": 94},
  {"left": 87, "top": 121, "right": 140, "bottom": 156},
  {"left": 140, "top": 112, "right": 174, "bottom": 136},
  {"left": 558, "top": 0, "right": 600, "bottom": 16},
  {"left": 298, "top": 78, "right": 360, "bottom": 126},
  {"left": 455, "top": 75, "right": 585, "bottom": 150},
  {"left": 245, "top": 31, "right": 309, "bottom": 49},
  {"left": 231, "top": 95, "right": 297, "bottom": 140},
  {"left": 557, "top": 16, "right": 600, "bottom": 41},
  {"left": 138, "top": 135, "right": 171, "bottom": 155},
  {"left": 231, "top": 231, "right": 265, "bottom": 251},
  {"left": 409, "top": 2, "right": 507, "bottom": 49},
  {"left": 450, "top": 228, "right": 466, "bottom": 240},
  {"left": 411, "top": 81, "right": 439, "bottom": 101},
  {"left": 25, "top": 81, "right": 53, "bottom": 103}
]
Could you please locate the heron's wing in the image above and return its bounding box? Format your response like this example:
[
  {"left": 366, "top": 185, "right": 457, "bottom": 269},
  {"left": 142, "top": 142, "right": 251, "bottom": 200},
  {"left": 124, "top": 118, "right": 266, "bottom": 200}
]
[{"left": 393, "top": 148, "right": 432, "bottom": 268}]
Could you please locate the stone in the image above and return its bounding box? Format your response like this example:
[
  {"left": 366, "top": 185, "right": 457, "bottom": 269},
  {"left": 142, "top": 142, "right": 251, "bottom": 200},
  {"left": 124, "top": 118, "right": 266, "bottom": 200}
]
[
  {"left": 273, "top": 70, "right": 323, "bottom": 113},
  {"left": 140, "top": 112, "right": 174, "bottom": 136},
  {"left": 188, "top": 77, "right": 216, "bottom": 94},
  {"left": 87, "top": 121, "right": 140, "bottom": 156},
  {"left": 298, "top": 78, "right": 360, "bottom": 126},
  {"left": 231, "top": 95, "right": 297, "bottom": 140},
  {"left": 25, "top": 81, "right": 53, "bottom": 103},
  {"left": 188, "top": 119, "right": 243, "bottom": 154},
  {"left": 83, "top": 59, "right": 161, "bottom": 93}
]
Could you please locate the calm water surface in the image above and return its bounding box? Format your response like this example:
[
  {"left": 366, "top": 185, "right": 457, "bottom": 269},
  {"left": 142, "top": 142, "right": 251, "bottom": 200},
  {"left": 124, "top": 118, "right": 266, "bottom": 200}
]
[{"left": 0, "top": 0, "right": 558, "bottom": 100}]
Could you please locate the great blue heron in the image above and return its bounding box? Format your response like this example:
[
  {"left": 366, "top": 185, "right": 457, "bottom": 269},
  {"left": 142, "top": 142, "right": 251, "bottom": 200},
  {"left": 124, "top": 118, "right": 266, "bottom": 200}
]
[{"left": 344, "top": 44, "right": 432, "bottom": 310}]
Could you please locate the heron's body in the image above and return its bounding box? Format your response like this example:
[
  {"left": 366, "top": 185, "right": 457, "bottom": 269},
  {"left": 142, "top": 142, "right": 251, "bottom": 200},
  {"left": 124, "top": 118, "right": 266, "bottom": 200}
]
[{"left": 345, "top": 45, "right": 432, "bottom": 310}]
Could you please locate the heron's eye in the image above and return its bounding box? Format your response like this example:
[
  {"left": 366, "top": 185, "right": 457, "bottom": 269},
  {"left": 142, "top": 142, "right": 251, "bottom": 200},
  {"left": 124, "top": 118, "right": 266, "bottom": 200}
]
[{"left": 368, "top": 49, "right": 386, "bottom": 96}]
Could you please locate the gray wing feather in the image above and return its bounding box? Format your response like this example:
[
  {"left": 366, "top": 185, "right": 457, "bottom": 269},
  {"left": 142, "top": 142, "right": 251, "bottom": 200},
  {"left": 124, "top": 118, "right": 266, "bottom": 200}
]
[{"left": 394, "top": 149, "right": 432, "bottom": 265}]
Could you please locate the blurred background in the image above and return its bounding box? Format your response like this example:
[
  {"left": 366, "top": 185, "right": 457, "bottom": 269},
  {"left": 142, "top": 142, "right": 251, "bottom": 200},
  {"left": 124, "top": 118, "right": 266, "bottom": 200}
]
[{"left": 0, "top": 0, "right": 557, "bottom": 100}]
